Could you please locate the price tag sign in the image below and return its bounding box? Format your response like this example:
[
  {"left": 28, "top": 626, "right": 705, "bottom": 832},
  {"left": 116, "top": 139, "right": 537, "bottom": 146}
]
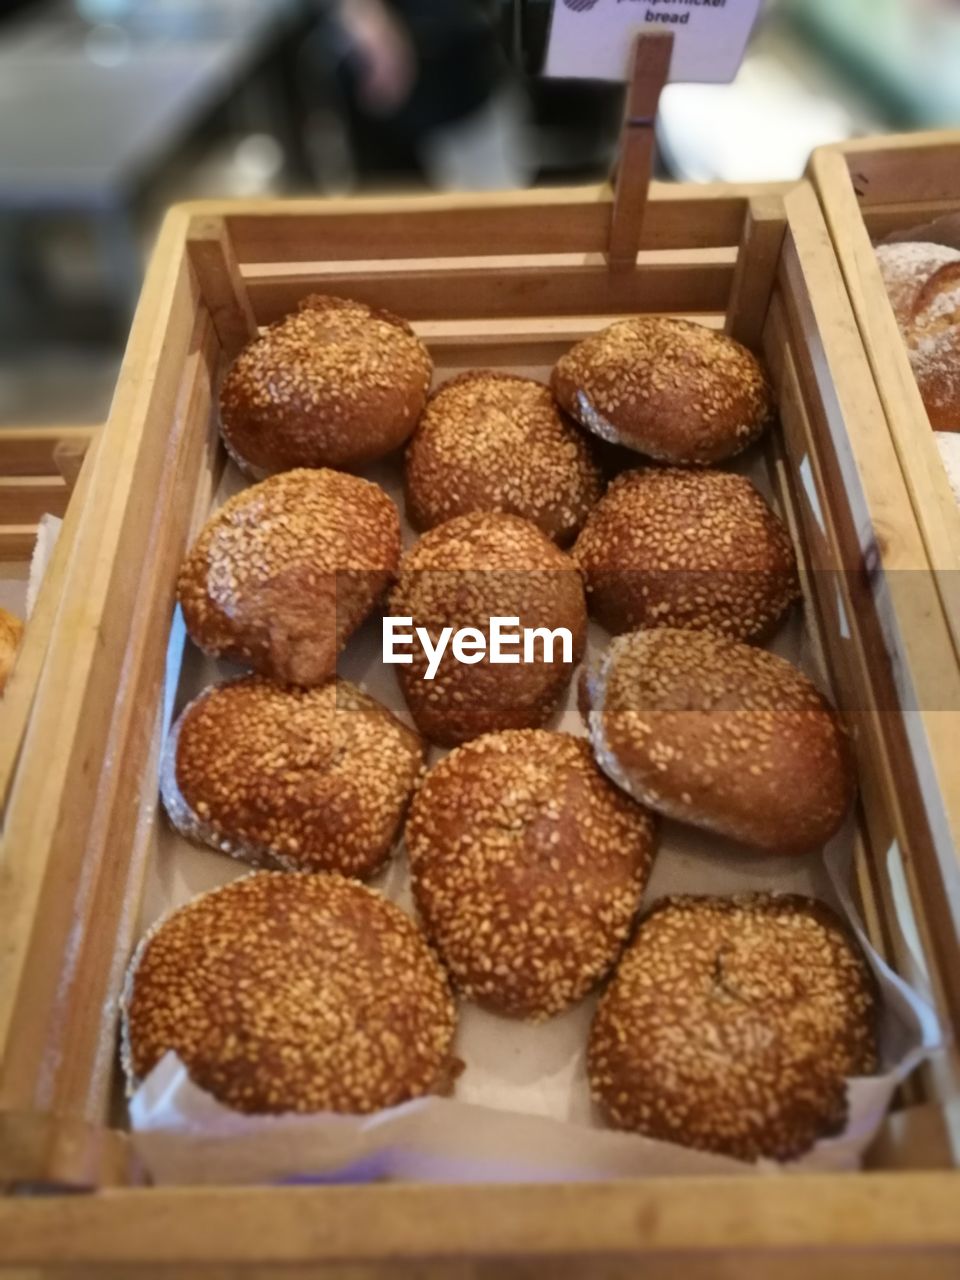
[{"left": 544, "top": 0, "right": 762, "bottom": 83}]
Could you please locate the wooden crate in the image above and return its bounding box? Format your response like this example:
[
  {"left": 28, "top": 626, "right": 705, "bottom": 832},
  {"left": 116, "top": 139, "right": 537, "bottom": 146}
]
[
  {"left": 2, "top": 178, "right": 960, "bottom": 1276},
  {"left": 0, "top": 425, "right": 97, "bottom": 824},
  {"left": 0, "top": 426, "right": 93, "bottom": 561},
  {"left": 809, "top": 131, "right": 960, "bottom": 647}
]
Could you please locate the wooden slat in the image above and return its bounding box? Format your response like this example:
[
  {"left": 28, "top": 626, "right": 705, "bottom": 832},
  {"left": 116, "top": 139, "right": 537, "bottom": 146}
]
[
  {"left": 0, "top": 526, "right": 36, "bottom": 560},
  {"left": 0, "top": 476, "right": 69, "bottom": 524},
  {"left": 863, "top": 201, "right": 960, "bottom": 239},
  {"left": 243, "top": 251, "right": 737, "bottom": 325},
  {"left": 779, "top": 182, "right": 960, "bottom": 1052},
  {"left": 217, "top": 184, "right": 788, "bottom": 263},
  {"left": 0, "top": 427, "right": 95, "bottom": 477},
  {"left": 51, "top": 319, "right": 222, "bottom": 1123},
  {"left": 0, "top": 1112, "right": 133, "bottom": 1190},
  {"left": 810, "top": 146, "right": 960, "bottom": 648},
  {"left": 724, "top": 193, "right": 787, "bottom": 350},
  {"left": 187, "top": 215, "right": 258, "bottom": 359},
  {"left": 0, "top": 437, "right": 99, "bottom": 815},
  {"left": 1, "top": 1175, "right": 960, "bottom": 1275},
  {"left": 767, "top": 294, "right": 957, "bottom": 1128},
  {"left": 0, "top": 208, "right": 205, "bottom": 1120},
  {"left": 836, "top": 136, "right": 960, "bottom": 206},
  {"left": 607, "top": 33, "right": 674, "bottom": 268}
]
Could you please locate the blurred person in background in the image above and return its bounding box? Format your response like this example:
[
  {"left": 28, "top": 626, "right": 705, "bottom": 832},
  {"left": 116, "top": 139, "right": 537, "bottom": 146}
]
[{"left": 306, "top": 0, "right": 532, "bottom": 190}]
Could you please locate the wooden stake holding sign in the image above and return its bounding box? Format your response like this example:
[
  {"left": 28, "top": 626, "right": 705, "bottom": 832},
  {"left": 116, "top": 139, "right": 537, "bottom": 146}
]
[{"left": 608, "top": 33, "right": 674, "bottom": 269}]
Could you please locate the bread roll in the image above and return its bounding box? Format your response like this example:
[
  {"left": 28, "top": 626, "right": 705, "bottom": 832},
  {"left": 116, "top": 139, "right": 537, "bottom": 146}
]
[
  {"left": 588, "top": 628, "right": 855, "bottom": 854},
  {"left": 876, "top": 242, "right": 960, "bottom": 430},
  {"left": 406, "top": 730, "right": 657, "bottom": 1019},
  {"left": 178, "top": 468, "right": 400, "bottom": 686},
  {"left": 551, "top": 317, "right": 773, "bottom": 465},
  {"left": 404, "top": 370, "right": 602, "bottom": 544},
  {"left": 161, "top": 676, "right": 424, "bottom": 877},
  {"left": 122, "top": 872, "right": 458, "bottom": 1114},
  {"left": 219, "top": 294, "right": 433, "bottom": 475},
  {"left": 0, "top": 607, "right": 23, "bottom": 694},
  {"left": 588, "top": 893, "right": 877, "bottom": 1161},
  {"left": 388, "top": 512, "right": 587, "bottom": 746},
  {"left": 573, "top": 468, "right": 798, "bottom": 641}
]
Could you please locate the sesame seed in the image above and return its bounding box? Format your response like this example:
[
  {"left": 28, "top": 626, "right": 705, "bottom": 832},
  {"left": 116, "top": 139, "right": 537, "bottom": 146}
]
[
  {"left": 389, "top": 512, "right": 587, "bottom": 746},
  {"left": 219, "top": 294, "right": 433, "bottom": 473},
  {"left": 178, "top": 468, "right": 400, "bottom": 686},
  {"left": 551, "top": 317, "right": 773, "bottom": 465},
  {"left": 573, "top": 467, "right": 799, "bottom": 642},
  {"left": 404, "top": 371, "right": 602, "bottom": 545},
  {"left": 588, "top": 628, "right": 855, "bottom": 854},
  {"left": 588, "top": 893, "right": 877, "bottom": 1161},
  {"left": 161, "top": 676, "right": 424, "bottom": 878},
  {"left": 121, "top": 871, "right": 458, "bottom": 1116},
  {"left": 406, "top": 730, "right": 657, "bottom": 1020}
]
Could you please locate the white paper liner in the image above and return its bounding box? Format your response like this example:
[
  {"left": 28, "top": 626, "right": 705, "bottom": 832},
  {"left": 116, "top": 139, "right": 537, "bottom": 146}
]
[
  {"left": 26, "top": 513, "right": 62, "bottom": 618},
  {"left": 128, "top": 829, "right": 940, "bottom": 1185},
  {"left": 126, "top": 447, "right": 942, "bottom": 1187}
]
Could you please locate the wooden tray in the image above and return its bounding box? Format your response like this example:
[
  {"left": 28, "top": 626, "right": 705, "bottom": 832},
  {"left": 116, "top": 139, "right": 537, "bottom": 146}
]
[
  {"left": 2, "top": 177, "right": 960, "bottom": 1274},
  {"left": 809, "top": 131, "right": 960, "bottom": 642}
]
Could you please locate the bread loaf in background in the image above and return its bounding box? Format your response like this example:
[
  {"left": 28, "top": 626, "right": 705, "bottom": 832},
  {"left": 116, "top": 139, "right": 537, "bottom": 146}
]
[{"left": 875, "top": 242, "right": 960, "bottom": 431}]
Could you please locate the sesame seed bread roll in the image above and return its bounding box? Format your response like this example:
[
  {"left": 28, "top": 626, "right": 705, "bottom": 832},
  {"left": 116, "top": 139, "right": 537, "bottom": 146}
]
[
  {"left": 573, "top": 468, "right": 799, "bottom": 641},
  {"left": 589, "top": 628, "right": 855, "bottom": 855},
  {"left": 875, "top": 243, "right": 960, "bottom": 430},
  {"left": 122, "top": 872, "right": 458, "bottom": 1115},
  {"left": 588, "top": 894, "right": 877, "bottom": 1161},
  {"left": 219, "top": 294, "right": 433, "bottom": 475},
  {"left": 0, "top": 607, "right": 23, "bottom": 694},
  {"left": 178, "top": 468, "right": 400, "bottom": 686},
  {"left": 389, "top": 512, "right": 587, "bottom": 746},
  {"left": 404, "top": 371, "right": 603, "bottom": 544},
  {"left": 406, "top": 731, "right": 657, "bottom": 1020},
  {"left": 161, "top": 677, "right": 424, "bottom": 878},
  {"left": 551, "top": 317, "right": 773, "bottom": 465}
]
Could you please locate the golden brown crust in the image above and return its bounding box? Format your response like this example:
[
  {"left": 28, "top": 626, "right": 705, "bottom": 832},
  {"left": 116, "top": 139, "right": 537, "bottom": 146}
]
[
  {"left": 551, "top": 317, "right": 773, "bottom": 465},
  {"left": 219, "top": 294, "right": 433, "bottom": 474},
  {"left": 875, "top": 243, "right": 960, "bottom": 431},
  {"left": 178, "top": 468, "right": 400, "bottom": 686},
  {"left": 573, "top": 468, "right": 799, "bottom": 641},
  {"left": 590, "top": 628, "right": 855, "bottom": 855},
  {"left": 404, "top": 370, "right": 603, "bottom": 544},
  {"left": 0, "top": 607, "right": 23, "bottom": 694},
  {"left": 388, "top": 512, "right": 587, "bottom": 746},
  {"left": 121, "top": 871, "right": 458, "bottom": 1115},
  {"left": 588, "top": 893, "right": 877, "bottom": 1161},
  {"left": 162, "top": 676, "right": 424, "bottom": 878},
  {"left": 406, "top": 730, "right": 657, "bottom": 1019}
]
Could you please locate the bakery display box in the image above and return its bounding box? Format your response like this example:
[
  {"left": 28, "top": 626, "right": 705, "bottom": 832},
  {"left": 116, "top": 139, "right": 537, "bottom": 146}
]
[
  {"left": 809, "top": 130, "right": 960, "bottom": 651},
  {"left": 2, "top": 173, "right": 960, "bottom": 1277}
]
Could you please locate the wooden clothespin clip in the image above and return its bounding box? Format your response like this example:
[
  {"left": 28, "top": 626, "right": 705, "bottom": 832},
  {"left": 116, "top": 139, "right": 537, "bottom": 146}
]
[{"left": 608, "top": 32, "right": 674, "bottom": 271}]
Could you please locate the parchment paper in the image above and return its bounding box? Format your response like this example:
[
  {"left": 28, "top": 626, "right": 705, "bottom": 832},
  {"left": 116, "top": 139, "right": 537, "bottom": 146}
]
[{"left": 127, "top": 452, "right": 941, "bottom": 1186}]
